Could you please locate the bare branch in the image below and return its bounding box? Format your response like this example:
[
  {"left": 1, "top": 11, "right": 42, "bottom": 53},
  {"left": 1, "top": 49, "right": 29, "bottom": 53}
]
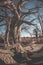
[{"left": 20, "top": 7, "right": 41, "bottom": 14}]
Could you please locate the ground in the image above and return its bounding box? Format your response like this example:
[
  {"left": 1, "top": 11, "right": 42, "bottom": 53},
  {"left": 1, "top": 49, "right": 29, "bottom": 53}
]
[{"left": 0, "top": 42, "right": 43, "bottom": 65}]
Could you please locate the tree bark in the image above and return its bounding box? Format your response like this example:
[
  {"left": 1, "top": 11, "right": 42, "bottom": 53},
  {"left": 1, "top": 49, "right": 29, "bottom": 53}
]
[{"left": 5, "top": 18, "right": 11, "bottom": 46}]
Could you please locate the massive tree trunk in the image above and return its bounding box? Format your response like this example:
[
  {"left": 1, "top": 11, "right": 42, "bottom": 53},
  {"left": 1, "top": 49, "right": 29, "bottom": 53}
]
[
  {"left": 9, "top": 23, "right": 21, "bottom": 45},
  {"left": 4, "top": 0, "right": 21, "bottom": 46},
  {"left": 5, "top": 16, "right": 21, "bottom": 46}
]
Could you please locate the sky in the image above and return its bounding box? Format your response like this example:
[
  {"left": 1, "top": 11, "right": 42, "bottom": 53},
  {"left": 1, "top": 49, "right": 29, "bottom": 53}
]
[
  {"left": 21, "top": 0, "right": 43, "bottom": 37},
  {"left": 0, "top": 0, "right": 43, "bottom": 37}
]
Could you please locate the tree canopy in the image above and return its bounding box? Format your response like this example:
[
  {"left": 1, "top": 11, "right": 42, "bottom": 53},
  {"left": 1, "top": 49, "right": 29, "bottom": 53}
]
[{"left": 0, "top": 0, "right": 43, "bottom": 45}]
